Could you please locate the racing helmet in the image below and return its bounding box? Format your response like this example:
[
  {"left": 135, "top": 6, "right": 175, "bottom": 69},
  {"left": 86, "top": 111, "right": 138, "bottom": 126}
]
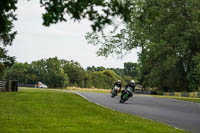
[
  {"left": 117, "top": 80, "right": 121, "bottom": 83},
  {"left": 131, "top": 80, "right": 135, "bottom": 84}
]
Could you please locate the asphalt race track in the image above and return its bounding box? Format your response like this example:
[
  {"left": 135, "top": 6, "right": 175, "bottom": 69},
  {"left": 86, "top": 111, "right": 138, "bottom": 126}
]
[{"left": 77, "top": 92, "right": 200, "bottom": 133}]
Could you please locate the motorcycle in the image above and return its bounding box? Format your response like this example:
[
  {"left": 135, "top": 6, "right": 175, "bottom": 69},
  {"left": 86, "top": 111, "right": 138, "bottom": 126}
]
[
  {"left": 111, "top": 86, "right": 120, "bottom": 98},
  {"left": 120, "top": 89, "right": 132, "bottom": 103}
]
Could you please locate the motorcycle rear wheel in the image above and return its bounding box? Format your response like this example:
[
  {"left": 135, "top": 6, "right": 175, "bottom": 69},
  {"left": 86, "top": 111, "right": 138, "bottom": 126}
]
[
  {"left": 120, "top": 99, "right": 125, "bottom": 103},
  {"left": 111, "top": 90, "right": 117, "bottom": 97}
]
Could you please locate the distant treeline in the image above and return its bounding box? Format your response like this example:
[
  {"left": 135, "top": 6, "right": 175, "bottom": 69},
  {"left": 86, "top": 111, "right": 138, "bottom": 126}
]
[
  {"left": 3, "top": 56, "right": 200, "bottom": 92},
  {"left": 4, "top": 57, "right": 138, "bottom": 89}
]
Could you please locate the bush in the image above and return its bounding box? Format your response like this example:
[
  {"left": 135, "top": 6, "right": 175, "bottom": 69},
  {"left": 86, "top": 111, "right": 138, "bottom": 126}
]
[{"left": 89, "top": 70, "right": 124, "bottom": 89}]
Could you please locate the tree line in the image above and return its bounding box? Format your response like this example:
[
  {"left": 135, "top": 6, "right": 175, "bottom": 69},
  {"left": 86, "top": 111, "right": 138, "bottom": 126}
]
[{"left": 4, "top": 57, "right": 138, "bottom": 89}]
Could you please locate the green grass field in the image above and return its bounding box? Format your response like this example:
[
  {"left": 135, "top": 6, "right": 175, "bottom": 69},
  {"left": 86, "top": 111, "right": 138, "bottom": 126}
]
[{"left": 0, "top": 89, "right": 189, "bottom": 133}]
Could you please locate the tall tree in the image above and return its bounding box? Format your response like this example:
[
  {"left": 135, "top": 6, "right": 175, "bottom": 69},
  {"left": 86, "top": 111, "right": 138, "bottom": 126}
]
[
  {"left": 0, "top": 0, "right": 17, "bottom": 79},
  {"left": 124, "top": 62, "right": 138, "bottom": 78},
  {"left": 5, "top": 62, "right": 31, "bottom": 83},
  {"left": 32, "top": 57, "right": 69, "bottom": 88},
  {"left": 61, "top": 60, "right": 85, "bottom": 87}
]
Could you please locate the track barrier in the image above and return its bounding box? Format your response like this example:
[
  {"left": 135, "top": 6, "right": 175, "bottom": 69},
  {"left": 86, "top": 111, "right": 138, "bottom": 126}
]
[
  {"left": 163, "top": 92, "right": 200, "bottom": 98},
  {"left": 0, "top": 80, "right": 18, "bottom": 92}
]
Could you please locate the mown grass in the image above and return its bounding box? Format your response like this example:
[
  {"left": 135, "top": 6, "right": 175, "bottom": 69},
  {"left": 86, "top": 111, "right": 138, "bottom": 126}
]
[
  {"left": 154, "top": 95, "right": 200, "bottom": 103},
  {"left": 20, "top": 87, "right": 110, "bottom": 93},
  {"left": 0, "top": 89, "right": 189, "bottom": 133},
  {"left": 66, "top": 87, "right": 110, "bottom": 93}
]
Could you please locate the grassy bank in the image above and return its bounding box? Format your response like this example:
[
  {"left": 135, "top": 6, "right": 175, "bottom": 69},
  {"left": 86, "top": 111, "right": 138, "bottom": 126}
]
[
  {"left": 0, "top": 89, "right": 189, "bottom": 133},
  {"left": 154, "top": 95, "right": 200, "bottom": 103},
  {"left": 66, "top": 87, "right": 110, "bottom": 93}
]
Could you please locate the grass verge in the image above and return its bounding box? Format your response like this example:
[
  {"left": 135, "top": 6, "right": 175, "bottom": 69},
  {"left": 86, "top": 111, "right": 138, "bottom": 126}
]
[
  {"left": 20, "top": 87, "right": 110, "bottom": 93},
  {"left": 66, "top": 87, "right": 110, "bottom": 93},
  {"left": 0, "top": 89, "right": 189, "bottom": 133},
  {"left": 154, "top": 95, "right": 200, "bottom": 103}
]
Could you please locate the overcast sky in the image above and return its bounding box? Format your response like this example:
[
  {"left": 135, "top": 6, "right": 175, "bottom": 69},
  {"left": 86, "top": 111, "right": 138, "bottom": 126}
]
[{"left": 8, "top": 0, "right": 139, "bottom": 69}]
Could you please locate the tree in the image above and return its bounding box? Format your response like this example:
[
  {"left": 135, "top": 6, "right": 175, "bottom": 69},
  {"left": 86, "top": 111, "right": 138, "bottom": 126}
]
[
  {"left": 132, "top": 0, "right": 200, "bottom": 91},
  {"left": 91, "top": 69, "right": 124, "bottom": 89},
  {"left": 0, "top": 0, "right": 17, "bottom": 46},
  {"left": 83, "top": 71, "right": 93, "bottom": 88},
  {"left": 44, "top": 57, "right": 69, "bottom": 88},
  {"left": 188, "top": 53, "right": 200, "bottom": 91},
  {"left": 40, "top": 0, "right": 134, "bottom": 31},
  {"left": 0, "top": 48, "right": 15, "bottom": 80},
  {"left": 87, "top": 66, "right": 97, "bottom": 72},
  {"left": 124, "top": 62, "right": 138, "bottom": 78},
  {"left": 0, "top": 0, "right": 17, "bottom": 79},
  {"left": 109, "top": 68, "right": 124, "bottom": 77},
  {"left": 5, "top": 62, "right": 31, "bottom": 83},
  {"left": 31, "top": 57, "right": 69, "bottom": 88},
  {"left": 62, "top": 60, "right": 85, "bottom": 87},
  {"left": 87, "top": 66, "right": 105, "bottom": 72}
]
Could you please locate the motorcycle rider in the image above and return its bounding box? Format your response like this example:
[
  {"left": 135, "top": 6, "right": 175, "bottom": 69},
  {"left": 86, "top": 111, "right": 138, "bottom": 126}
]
[
  {"left": 111, "top": 80, "right": 122, "bottom": 94},
  {"left": 121, "top": 80, "right": 135, "bottom": 97}
]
